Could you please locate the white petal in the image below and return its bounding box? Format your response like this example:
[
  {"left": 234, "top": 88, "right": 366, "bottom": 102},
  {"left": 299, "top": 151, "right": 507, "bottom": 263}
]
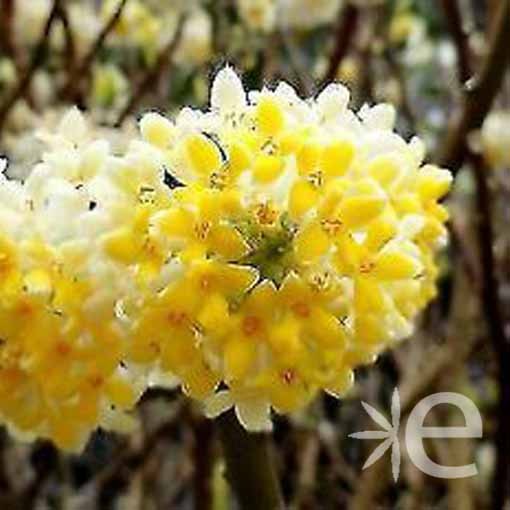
[
  {"left": 235, "top": 399, "right": 272, "bottom": 432},
  {"left": 360, "top": 104, "right": 396, "bottom": 131},
  {"left": 57, "top": 107, "right": 87, "bottom": 145},
  {"left": 409, "top": 136, "right": 426, "bottom": 165},
  {"left": 210, "top": 66, "right": 246, "bottom": 112},
  {"left": 316, "top": 83, "right": 350, "bottom": 120},
  {"left": 204, "top": 391, "right": 234, "bottom": 419}
]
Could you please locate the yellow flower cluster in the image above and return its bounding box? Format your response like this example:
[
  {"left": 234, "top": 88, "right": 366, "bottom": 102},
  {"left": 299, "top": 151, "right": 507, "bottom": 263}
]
[
  {"left": 124, "top": 67, "right": 451, "bottom": 430},
  {"left": 0, "top": 111, "right": 151, "bottom": 449},
  {"left": 0, "top": 67, "right": 452, "bottom": 447}
]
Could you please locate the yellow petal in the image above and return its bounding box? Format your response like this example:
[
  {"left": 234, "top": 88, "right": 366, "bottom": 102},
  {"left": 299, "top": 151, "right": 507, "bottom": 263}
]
[
  {"left": 252, "top": 154, "right": 284, "bottom": 183},
  {"left": 294, "top": 223, "right": 330, "bottom": 261},
  {"left": 102, "top": 228, "right": 139, "bottom": 263},
  {"left": 208, "top": 224, "right": 249, "bottom": 260},
  {"left": 338, "top": 195, "right": 386, "bottom": 228},
  {"left": 289, "top": 180, "right": 319, "bottom": 219},
  {"left": 256, "top": 96, "right": 285, "bottom": 137},
  {"left": 320, "top": 140, "right": 355, "bottom": 178},
  {"left": 374, "top": 251, "right": 421, "bottom": 280},
  {"left": 368, "top": 155, "right": 401, "bottom": 185},
  {"left": 184, "top": 134, "right": 223, "bottom": 177},
  {"left": 297, "top": 142, "right": 321, "bottom": 175},
  {"left": 416, "top": 165, "right": 452, "bottom": 201},
  {"left": 224, "top": 337, "right": 256, "bottom": 380}
]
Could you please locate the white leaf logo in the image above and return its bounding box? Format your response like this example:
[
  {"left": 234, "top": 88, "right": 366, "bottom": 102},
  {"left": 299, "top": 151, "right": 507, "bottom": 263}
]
[{"left": 350, "top": 388, "right": 401, "bottom": 482}]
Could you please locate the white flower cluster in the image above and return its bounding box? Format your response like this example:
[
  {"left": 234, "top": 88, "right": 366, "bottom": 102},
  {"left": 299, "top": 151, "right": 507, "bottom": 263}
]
[
  {"left": 0, "top": 109, "right": 164, "bottom": 449},
  {"left": 237, "top": 0, "right": 343, "bottom": 32}
]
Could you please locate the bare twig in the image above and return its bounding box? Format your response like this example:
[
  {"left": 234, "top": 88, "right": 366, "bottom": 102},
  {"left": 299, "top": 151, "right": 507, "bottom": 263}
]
[
  {"left": 115, "top": 14, "right": 186, "bottom": 126},
  {"left": 0, "top": 0, "right": 61, "bottom": 135},
  {"left": 0, "top": 0, "right": 18, "bottom": 64},
  {"left": 442, "top": 2, "right": 510, "bottom": 504},
  {"left": 60, "top": 0, "right": 129, "bottom": 102},
  {"left": 441, "top": 0, "right": 472, "bottom": 84},
  {"left": 471, "top": 152, "right": 510, "bottom": 510},
  {"left": 293, "top": 433, "right": 320, "bottom": 510},
  {"left": 216, "top": 410, "right": 284, "bottom": 510},
  {"left": 56, "top": 2, "right": 76, "bottom": 81},
  {"left": 321, "top": 4, "right": 360, "bottom": 87},
  {"left": 438, "top": 0, "right": 510, "bottom": 172}
]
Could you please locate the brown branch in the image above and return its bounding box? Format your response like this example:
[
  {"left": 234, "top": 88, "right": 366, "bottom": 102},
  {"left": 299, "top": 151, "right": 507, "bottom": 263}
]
[
  {"left": 56, "top": 2, "right": 76, "bottom": 80},
  {"left": 192, "top": 418, "right": 215, "bottom": 510},
  {"left": 0, "top": 0, "right": 61, "bottom": 135},
  {"left": 293, "top": 432, "right": 320, "bottom": 510},
  {"left": 471, "top": 152, "right": 510, "bottom": 510},
  {"left": 438, "top": 0, "right": 510, "bottom": 172},
  {"left": 320, "top": 4, "right": 360, "bottom": 87},
  {"left": 115, "top": 14, "right": 186, "bottom": 126},
  {"left": 441, "top": 0, "right": 472, "bottom": 84},
  {"left": 216, "top": 410, "right": 284, "bottom": 510},
  {"left": 60, "top": 0, "right": 129, "bottom": 102},
  {"left": 0, "top": 0, "right": 17, "bottom": 63}
]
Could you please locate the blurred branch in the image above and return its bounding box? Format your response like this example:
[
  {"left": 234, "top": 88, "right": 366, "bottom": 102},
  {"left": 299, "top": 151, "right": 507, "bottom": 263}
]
[
  {"left": 292, "top": 432, "right": 320, "bottom": 509},
  {"left": 115, "top": 14, "right": 186, "bottom": 126},
  {"left": 0, "top": 0, "right": 61, "bottom": 136},
  {"left": 216, "top": 410, "right": 284, "bottom": 510},
  {"left": 56, "top": 2, "right": 77, "bottom": 83},
  {"left": 192, "top": 417, "right": 215, "bottom": 510},
  {"left": 0, "top": 0, "right": 18, "bottom": 66},
  {"left": 441, "top": 0, "right": 472, "bottom": 84},
  {"left": 438, "top": 0, "right": 510, "bottom": 172},
  {"left": 383, "top": 48, "right": 416, "bottom": 134},
  {"left": 450, "top": 220, "right": 481, "bottom": 291},
  {"left": 321, "top": 4, "right": 360, "bottom": 87},
  {"left": 278, "top": 31, "right": 314, "bottom": 96},
  {"left": 471, "top": 152, "right": 510, "bottom": 510},
  {"left": 60, "top": 0, "right": 129, "bottom": 103},
  {"left": 95, "top": 418, "right": 182, "bottom": 507}
]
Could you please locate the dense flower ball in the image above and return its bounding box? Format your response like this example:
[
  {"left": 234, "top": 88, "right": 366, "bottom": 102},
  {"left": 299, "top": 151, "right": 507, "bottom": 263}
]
[
  {"left": 0, "top": 112, "right": 151, "bottom": 449},
  {"left": 0, "top": 67, "right": 452, "bottom": 446},
  {"left": 132, "top": 67, "right": 452, "bottom": 430}
]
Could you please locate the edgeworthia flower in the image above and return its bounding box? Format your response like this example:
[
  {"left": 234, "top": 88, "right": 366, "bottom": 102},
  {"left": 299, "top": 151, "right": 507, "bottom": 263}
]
[{"left": 0, "top": 67, "right": 452, "bottom": 448}]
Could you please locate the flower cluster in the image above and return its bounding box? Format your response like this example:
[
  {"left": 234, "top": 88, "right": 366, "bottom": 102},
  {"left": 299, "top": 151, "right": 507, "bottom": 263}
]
[
  {"left": 0, "top": 110, "right": 153, "bottom": 449},
  {"left": 237, "top": 0, "right": 342, "bottom": 32},
  {"left": 0, "top": 67, "right": 452, "bottom": 448},
  {"left": 104, "top": 0, "right": 212, "bottom": 66}
]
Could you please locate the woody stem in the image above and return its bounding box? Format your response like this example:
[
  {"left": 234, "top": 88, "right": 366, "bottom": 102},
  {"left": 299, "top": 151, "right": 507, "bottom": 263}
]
[{"left": 216, "top": 410, "right": 284, "bottom": 510}]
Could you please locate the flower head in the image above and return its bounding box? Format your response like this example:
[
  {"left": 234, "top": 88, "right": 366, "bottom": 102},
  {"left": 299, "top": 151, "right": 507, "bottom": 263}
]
[
  {"left": 0, "top": 67, "right": 452, "bottom": 444},
  {"left": 133, "top": 67, "right": 452, "bottom": 430}
]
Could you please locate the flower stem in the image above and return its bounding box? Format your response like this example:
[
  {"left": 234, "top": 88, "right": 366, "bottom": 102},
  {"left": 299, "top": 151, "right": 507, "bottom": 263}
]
[{"left": 216, "top": 410, "right": 284, "bottom": 510}]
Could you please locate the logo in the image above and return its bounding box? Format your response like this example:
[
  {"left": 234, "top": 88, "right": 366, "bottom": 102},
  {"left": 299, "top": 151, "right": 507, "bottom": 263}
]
[{"left": 350, "top": 389, "right": 483, "bottom": 481}]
